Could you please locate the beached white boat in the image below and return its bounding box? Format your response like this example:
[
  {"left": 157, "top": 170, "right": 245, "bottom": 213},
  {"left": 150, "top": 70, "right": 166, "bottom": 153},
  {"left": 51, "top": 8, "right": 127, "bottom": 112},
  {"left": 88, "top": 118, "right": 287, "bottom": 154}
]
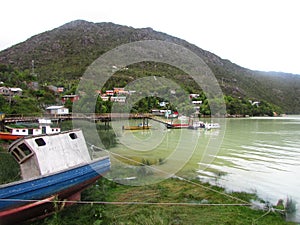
[{"left": 0, "top": 129, "right": 110, "bottom": 225}]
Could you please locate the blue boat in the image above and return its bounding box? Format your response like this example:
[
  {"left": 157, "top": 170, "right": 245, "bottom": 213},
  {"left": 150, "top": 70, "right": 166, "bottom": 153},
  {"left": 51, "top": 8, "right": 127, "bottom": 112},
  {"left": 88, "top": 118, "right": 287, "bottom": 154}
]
[{"left": 0, "top": 129, "right": 110, "bottom": 225}]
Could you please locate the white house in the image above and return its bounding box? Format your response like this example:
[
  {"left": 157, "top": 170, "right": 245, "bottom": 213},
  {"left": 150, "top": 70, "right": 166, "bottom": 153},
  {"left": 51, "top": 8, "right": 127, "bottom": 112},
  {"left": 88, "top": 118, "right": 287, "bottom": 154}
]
[
  {"left": 46, "top": 106, "right": 69, "bottom": 115},
  {"left": 192, "top": 100, "right": 202, "bottom": 105},
  {"left": 100, "top": 96, "right": 109, "bottom": 101},
  {"left": 189, "top": 94, "right": 200, "bottom": 99},
  {"left": 9, "top": 87, "right": 23, "bottom": 96},
  {"left": 159, "top": 101, "right": 168, "bottom": 107},
  {"left": 110, "top": 96, "right": 126, "bottom": 103}
]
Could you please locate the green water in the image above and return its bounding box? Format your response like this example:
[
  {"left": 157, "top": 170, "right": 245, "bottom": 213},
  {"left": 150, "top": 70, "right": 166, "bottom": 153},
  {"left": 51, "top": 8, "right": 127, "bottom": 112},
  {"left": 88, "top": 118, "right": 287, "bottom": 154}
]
[{"left": 96, "top": 116, "right": 300, "bottom": 221}]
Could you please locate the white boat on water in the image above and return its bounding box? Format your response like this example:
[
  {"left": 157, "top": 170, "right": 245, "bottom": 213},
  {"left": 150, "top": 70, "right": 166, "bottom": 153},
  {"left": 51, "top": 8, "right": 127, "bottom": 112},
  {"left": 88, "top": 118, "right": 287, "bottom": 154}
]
[
  {"left": 205, "top": 123, "right": 220, "bottom": 130},
  {"left": 188, "top": 121, "right": 205, "bottom": 129}
]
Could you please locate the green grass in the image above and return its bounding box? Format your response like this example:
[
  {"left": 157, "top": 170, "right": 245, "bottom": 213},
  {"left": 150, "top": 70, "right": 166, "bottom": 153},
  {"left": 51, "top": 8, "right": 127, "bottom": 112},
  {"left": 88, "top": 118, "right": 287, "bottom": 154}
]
[
  {"left": 31, "top": 178, "right": 295, "bottom": 225},
  {"left": 0, "top": 143, "right": 21, "bottom": 184}
]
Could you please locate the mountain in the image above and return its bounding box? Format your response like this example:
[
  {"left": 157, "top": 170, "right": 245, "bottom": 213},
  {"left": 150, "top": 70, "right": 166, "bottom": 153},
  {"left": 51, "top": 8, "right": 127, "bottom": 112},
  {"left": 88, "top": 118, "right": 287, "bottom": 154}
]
[{"left": 0, "top": 20, "right": 299, "bottom": 113}]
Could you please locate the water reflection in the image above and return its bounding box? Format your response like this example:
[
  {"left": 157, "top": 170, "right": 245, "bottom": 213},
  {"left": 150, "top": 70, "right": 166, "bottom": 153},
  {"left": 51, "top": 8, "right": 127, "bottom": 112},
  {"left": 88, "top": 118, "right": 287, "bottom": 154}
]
[{"left": 197, "top": 116, "right": 300, "bottom": 222}]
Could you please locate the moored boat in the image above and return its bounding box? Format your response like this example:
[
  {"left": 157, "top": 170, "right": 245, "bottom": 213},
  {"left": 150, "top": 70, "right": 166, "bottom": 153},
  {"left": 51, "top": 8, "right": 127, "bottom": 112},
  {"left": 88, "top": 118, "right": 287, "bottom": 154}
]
[
  {"left": 0, "top": 132, "right": 23, "bottom": 140},
  {"left": 122, "top": 123, "right": 151, "bottom": 130},
  {"left": 0, "top": 129, "right": 110, "bottom": 225},
  {"left": 188, "top": 121, "right": 205, "bottom": 129},
  {"left": 166, "top": 123, "right": 189, "bottom": 129},
  {"left": 204, "top": 123, "right": 220, "bottom": 130},
  {"left": 0, "top": 118, "right": 61, "bottom": 141}
]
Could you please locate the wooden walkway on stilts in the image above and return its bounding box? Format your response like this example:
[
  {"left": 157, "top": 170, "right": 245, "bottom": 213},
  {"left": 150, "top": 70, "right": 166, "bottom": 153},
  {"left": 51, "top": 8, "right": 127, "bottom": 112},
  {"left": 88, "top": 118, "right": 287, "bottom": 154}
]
[{"left": 1, "top": 113, "right": 173, "bottom": 129}]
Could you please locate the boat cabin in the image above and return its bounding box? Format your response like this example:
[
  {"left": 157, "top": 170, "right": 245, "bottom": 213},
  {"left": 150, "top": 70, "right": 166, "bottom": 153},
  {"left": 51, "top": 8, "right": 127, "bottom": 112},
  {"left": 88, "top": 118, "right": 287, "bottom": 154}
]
[
  {"left": 8, "top": 129, "right": 92, "bottom": 180},
  {"left": 5, "top": 119, "right": 60, "bottom": 137}
]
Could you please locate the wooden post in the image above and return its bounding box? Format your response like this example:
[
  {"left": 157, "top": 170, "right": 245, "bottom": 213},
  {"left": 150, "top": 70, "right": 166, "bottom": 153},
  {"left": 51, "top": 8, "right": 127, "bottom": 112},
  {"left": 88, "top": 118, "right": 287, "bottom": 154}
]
[{"left": 0, "top": 113, "right": 5, "bottom": 131}]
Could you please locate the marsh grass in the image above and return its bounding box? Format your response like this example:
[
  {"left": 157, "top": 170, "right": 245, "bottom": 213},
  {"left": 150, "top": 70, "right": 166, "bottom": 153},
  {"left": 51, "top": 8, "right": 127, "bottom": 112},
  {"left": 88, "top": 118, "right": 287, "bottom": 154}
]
[
  {"left": 0, "top": 144, "right": 20, "bottom": 184},
  {"left": 31, "top": 178, "right": 296, "bottom": 225}
]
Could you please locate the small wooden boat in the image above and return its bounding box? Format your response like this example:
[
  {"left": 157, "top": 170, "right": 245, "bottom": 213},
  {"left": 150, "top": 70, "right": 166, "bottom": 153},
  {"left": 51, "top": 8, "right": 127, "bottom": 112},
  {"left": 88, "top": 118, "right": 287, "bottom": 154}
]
[
  {"left": 122, "top": 123, "right": 151, "bottom": 130},
  {"left": 166, "top": 123, "right": 189, "bottom": 129},
  {"left": 0, "top": 129, "right": 110, "bottom": 225}
]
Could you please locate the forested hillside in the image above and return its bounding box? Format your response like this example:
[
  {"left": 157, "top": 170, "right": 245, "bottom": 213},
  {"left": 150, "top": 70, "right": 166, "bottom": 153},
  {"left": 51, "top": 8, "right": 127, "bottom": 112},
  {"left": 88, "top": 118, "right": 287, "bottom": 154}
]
[{"left": 0, "top": 20, "right": 299, "bottom": 113}]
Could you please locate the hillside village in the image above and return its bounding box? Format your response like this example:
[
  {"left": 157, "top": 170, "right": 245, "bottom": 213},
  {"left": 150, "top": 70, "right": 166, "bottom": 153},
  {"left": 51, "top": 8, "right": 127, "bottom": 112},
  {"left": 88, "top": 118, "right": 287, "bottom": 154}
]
[
  {"left": 0, "top": 79, "right": 206, "bottom": 117},
  {"left": 0, "top": 72, "right": 278, "bottom": 118}
]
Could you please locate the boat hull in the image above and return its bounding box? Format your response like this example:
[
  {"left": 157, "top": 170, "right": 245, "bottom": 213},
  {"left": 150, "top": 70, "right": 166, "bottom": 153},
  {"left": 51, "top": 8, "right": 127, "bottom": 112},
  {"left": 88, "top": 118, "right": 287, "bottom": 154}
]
[
  {"left": 122, "top": 125, "right": 151, "bottom": 130},
  {"left": 0, "top": 157, "right": 110, "bottom": 225},
  {"left": 166, "top": 124, "right": 189, "bottom": 129},
  {"left": 0, "top": 132, "right": 23, "bottom": 140}
]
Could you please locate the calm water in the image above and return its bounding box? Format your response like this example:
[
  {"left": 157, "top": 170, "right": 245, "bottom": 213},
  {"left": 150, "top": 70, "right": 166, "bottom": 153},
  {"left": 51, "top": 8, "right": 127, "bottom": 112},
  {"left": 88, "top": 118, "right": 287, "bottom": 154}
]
[
  {"left": 105, "top": 115, "right": 300, "bottom": 221},
  {"left": 199, "top": 116, "right": 300, "bottom": 222}
]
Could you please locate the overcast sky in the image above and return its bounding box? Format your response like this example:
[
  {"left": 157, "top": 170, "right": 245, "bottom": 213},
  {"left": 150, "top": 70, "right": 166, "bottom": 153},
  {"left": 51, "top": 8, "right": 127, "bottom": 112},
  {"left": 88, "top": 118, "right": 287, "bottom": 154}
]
[{"left": 1, "top": 0, "right": 299, "bottom": 74}]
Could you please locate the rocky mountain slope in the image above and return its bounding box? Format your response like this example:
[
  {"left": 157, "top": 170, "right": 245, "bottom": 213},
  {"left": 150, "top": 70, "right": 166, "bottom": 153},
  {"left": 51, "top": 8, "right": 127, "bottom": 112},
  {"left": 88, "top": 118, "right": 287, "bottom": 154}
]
[{"left": 0, "top": 20, "right": 299, "bottom": 113}]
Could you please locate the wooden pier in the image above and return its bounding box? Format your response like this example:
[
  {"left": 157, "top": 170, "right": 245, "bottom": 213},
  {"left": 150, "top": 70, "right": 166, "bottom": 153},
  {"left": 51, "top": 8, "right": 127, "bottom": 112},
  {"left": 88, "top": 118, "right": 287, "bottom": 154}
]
[
  {"left": 2, "top": 113, "right": 154, "bottom": 124},
  {"left": 2, "top": 113, "right": 176, "bottom": 130}
]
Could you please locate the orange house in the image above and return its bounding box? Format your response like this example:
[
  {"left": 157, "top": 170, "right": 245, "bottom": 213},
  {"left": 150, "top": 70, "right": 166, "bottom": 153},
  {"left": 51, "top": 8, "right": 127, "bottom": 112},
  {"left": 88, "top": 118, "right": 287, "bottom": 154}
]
[{"left": 61, "top": 94, "right": 80, "bottom": 104}]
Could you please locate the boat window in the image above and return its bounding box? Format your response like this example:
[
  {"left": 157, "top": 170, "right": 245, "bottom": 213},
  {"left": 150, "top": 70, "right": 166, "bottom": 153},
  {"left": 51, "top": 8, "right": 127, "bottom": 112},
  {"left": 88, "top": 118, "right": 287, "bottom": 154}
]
[
  {"left": 18, "top": 143, "right": 32, "bottom": 156},
  {"left": 11, "top": 148, "right": 24, "bottom": 162},
  {"left": 10, "top": 143, "right": 33, "bottom": 162},
  {"left": 35, "top": 138, "right": 46, "bottom": 146},
  {"left": 69, "top": 132, "right": 77, "bottom": 139}
]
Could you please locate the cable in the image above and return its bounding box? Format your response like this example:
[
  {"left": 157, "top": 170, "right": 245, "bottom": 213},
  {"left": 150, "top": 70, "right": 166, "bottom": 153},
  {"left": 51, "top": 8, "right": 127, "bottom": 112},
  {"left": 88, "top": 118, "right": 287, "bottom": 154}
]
[
  {"left": 0, "top": 198, "right": 251, "bottom": 207},
  {"left": 88, "top": 142, "right": 251, "bottom": 205}
]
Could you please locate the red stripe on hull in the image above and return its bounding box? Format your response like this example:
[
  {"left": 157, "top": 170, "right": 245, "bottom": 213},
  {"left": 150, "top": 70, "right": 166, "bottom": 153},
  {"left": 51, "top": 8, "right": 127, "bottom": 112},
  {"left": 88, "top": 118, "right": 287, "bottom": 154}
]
[
  {"left": 0, "top": 175, "right": 102, "bottom": 225},
  {"left": 0, "top": 132, "right": 23, "bottom": 140}
]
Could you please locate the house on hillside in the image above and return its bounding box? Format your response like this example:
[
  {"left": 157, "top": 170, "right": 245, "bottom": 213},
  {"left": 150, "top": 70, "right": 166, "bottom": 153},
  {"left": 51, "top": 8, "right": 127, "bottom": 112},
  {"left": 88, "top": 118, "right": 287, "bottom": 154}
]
[
  {"left": 57, "top": 87, "right": 64, "bottom": 93},
  {"left": 47, "top": 86, "right": 64, "bottom": 94},
  {"left": 0, "top": 87, "right": 10, "bottom": 96},
  {"left": 61, "top": 94, "right": 79, "bottom": 104},
  {"left": 28, "top": 81, "right": 39, "bottom": 90},
  {"left": 113, "top": 87, "right": 129, "bottom": 95},
  {"left": 105, "top": 90, "right": 114, "bottom": 96},
  {"left": 189, "top": 94, "right": 200, "bottom": 99},
  {"left": 46, "top": 106, "right": 69, "bottom": 115},
  {"left": 192, "top": 100, "right": 202, "bottom": 105},
  {"left": 159, "top": 102, "right": 168, "bottom": 107},
  {"left": 47, "top": 85, "right": 64, "bottom": 93},
  {"left": 110, "top": 96, "right": 126, "bottom": 103},
  {"left": 100, "top": 96, "right": 109, "bottom": 101},
  {"left": 9, "top": 88, "right": 23, "bottom": 96}
]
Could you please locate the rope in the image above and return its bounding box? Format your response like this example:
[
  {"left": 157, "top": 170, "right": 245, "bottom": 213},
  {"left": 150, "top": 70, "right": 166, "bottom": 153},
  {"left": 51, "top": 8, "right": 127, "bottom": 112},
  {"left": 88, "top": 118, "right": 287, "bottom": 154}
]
[
  {"left": 0, "top": 198, "right": 251, "bottom": 207},
  {"left": 88, "top": 142, "right": 286, "bottom": 222},
  {"left": 104, "top": 147, "right": 289, "bottom": 223},
  {"left": 252, "top": 207, "right": 273, "bottom": 225},
  {"left": 88, "top": 142, "right": 251, "bottom": 205}
]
